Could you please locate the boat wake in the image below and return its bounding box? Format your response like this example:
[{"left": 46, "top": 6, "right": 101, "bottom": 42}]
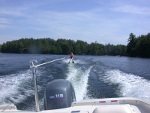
[
  {"left": 0, "top": 70, "right": 34, "bottom": 104},
  {"left": 103, "top": 69, "right": 150, "bottom": 101},
  {"left": 66, "top": 62, "right": 92, "bottom": 101},
  {"left": 63, "top": 59, "right": 87, "bottom": 64},
  {"left": 1, "top": 56, "right": 150, "bottom": 111}
]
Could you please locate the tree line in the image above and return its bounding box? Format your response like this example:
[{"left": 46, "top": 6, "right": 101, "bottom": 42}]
[
  {"left": 0, "top": 38, "right": 126, "bottom": 56},
  {"left": 127, "top": 33, "right": 150, "bottom": 58},
  {"left": 0, "top": 32, "right": 150, "bottom": 58}
]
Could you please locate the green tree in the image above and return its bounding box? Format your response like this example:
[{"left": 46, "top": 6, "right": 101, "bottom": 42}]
[{"left": 127, "top": 33, "right": 137, "bottom": 57}]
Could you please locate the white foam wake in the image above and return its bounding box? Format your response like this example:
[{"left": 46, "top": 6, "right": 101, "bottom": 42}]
[
  {"left": 0, "top": 70, "right": 35, "bottom": 104},
  {"left": 66, "top": 64, "right": 92, "bottom": 101},
  {"left": 63, "top": 59, "right": 86, "bottom": 64},
  {"left": 104, "top": 69, "right": 150, "bottom": 100}
]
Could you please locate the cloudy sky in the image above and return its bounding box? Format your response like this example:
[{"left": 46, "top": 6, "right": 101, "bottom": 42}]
[{"left": 0, "top": 0, "right": 150, "bottom": 45}]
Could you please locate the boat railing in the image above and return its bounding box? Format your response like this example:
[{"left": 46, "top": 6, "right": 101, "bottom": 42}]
[{"left": 29, "top": 58, "right": 65, "bottom": 112}]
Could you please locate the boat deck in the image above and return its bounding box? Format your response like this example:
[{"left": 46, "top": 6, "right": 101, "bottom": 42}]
[{"left": 1, "top": 97, "right": 150, "bottom": 113}]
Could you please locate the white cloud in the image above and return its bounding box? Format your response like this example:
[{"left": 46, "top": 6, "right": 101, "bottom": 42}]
[
  {"left": 0, "top": 0, "right": 150, "bottom": 44},
  {"left": 0, "top": 18, "right": 10, "bottom": 24},
  {"left": 0, "top": 18, "right": 11, "bottom": 29},
  {"left": 114, "top": 5, "right": 150, "bottom": 15},
  {"left": 0, "top": 24, "right": 9, "bottom": 29}
]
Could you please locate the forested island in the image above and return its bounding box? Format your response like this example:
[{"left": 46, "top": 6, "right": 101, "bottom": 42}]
[{"left": 0, "top": 33, "right": 150, "bottom": 58}]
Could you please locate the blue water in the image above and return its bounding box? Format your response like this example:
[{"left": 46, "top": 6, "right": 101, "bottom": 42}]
[{"left": 0, "top": 53, "right": 150, "bottom": 111}]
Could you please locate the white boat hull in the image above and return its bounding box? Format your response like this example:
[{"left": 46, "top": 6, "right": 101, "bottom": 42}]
[{"left": 1, "top": 97, "right": 150, "bottom": 113}]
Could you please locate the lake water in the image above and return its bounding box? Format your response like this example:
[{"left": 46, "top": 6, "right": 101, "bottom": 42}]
[{"left": 0, "top": 53, "right": 150, "bottom": 111}]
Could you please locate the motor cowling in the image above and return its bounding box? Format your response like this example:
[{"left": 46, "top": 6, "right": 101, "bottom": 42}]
[{"left": 44, "top": 79, "right": 76, "bottom": 110}]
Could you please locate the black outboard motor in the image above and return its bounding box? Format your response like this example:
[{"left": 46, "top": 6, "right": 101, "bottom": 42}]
[{"left": 44, "top": 79, "right": 76, "bottom": 110}]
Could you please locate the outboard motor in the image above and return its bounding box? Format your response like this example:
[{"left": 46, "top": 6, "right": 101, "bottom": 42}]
[{"left": 44, "top": 79, "right": 76, "bottom": 110}]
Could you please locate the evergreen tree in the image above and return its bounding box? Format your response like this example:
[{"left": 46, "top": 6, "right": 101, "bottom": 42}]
[{"left": 127, "top": 33, "right": 137, "bottom": 57}]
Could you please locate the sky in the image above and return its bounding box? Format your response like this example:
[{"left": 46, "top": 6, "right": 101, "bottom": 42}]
[{"left": 0, "top": 0, "right": 150, "bottom": 45}]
